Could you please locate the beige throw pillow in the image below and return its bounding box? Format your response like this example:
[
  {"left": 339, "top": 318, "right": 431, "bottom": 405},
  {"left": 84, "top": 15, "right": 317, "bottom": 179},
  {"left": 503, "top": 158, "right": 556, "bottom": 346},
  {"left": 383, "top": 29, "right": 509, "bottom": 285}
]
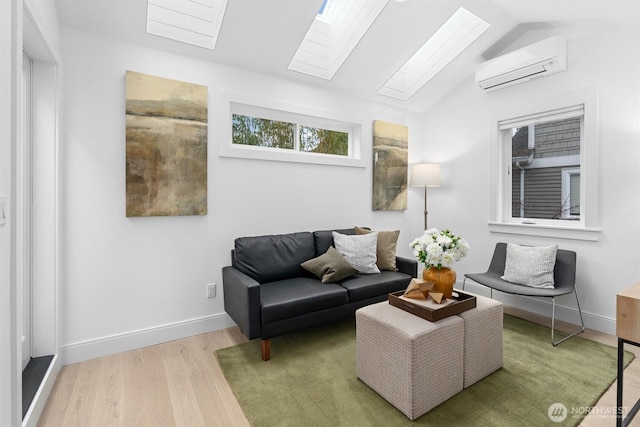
[
  {"left": 301, "top": 246, "right": 357, "bottom": 284},
  {"left": 355, "top": 226, "right": 399, "bottom": 271}
]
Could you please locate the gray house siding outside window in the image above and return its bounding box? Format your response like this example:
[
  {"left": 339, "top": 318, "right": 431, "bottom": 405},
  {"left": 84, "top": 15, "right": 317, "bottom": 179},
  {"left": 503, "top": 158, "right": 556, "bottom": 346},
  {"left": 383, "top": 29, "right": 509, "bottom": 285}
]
[{"left": 511, "top": 117, "right": 581, "bottom": 220}]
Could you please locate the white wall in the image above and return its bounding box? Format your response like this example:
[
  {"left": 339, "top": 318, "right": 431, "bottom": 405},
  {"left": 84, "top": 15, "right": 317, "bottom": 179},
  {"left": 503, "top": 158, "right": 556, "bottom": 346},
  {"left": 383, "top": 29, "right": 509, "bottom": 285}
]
[
  {"left": 59, "top": 28, "right": 424, "bottom": 364},
  {"left": 421, "top": 20, "right": 640, "bottom": 333}
]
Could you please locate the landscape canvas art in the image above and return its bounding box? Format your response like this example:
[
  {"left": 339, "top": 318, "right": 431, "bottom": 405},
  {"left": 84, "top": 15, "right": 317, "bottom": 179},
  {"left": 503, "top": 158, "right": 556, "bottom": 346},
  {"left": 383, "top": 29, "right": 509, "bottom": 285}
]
[
  {"left": 125, "top": 71, "right": 208, "bottom": 217},
  {"left": 372, "top": 120, "right": 408, "bottom": 211}
]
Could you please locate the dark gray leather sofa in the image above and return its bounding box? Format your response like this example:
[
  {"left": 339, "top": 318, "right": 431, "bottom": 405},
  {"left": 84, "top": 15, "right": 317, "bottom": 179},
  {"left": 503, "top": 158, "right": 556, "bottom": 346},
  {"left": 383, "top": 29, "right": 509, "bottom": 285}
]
[{"left": 222, "top": 227, "right": 417, "bottom": 360}]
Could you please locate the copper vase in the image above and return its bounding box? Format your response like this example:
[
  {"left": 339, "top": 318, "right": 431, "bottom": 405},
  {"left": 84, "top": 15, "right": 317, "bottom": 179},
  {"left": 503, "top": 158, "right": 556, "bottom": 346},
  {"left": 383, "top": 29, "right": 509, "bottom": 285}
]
[{"left": 422, "top": 266, "right": 456, "bottom": 299}]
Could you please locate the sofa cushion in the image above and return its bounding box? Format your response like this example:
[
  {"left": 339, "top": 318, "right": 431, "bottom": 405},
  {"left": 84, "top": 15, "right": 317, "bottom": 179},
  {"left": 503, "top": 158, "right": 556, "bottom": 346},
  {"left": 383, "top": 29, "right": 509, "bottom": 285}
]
[
  {"left": 234, "top": 232, "right": 315, "bottom": 283},
  {"left": 313, "top": 228, "right": 357, "bottom": 257},
  {"left": 301, "top": 246, "right": 358, "bottom": 283},
  {"left": 355, "top": 226, "right": 400, "bottom": 271},
  {"left": 260, "top": 277, "right": 349, "bottom": 323},
  {"left": 339, "top": 271, "right": 412, "bottom": 302}
]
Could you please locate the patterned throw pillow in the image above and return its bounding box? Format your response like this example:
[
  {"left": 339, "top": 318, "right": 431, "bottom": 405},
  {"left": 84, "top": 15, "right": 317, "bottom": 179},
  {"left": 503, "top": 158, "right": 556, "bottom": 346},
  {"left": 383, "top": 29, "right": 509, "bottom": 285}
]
[
  {"left": 332, "top": 231, "right": 380, "bottom": 274},
  {"left": 301, "top": 246, "right": 358, "bottom": 284},
  {"left": 355, "top": 226, "right": 399, "bottom": 271},
  {"left": 501, "top": 243, "right": 558, "bottom": 288}
]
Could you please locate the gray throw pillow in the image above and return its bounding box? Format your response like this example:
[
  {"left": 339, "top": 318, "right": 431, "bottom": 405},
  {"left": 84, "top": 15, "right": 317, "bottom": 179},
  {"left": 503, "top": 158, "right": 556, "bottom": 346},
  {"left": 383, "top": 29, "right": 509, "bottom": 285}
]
[
  {"left": 355, "top": 226, "right": 399, "bottom": 271},
  {"left": 501, "top": 243, "right": 558, "bottom": 288},
  {"left": 332, "top": 231, "right": 380, "bottom": 274},
  {"left": 301, "top": 246, "right": 357, "bottom": 283}
]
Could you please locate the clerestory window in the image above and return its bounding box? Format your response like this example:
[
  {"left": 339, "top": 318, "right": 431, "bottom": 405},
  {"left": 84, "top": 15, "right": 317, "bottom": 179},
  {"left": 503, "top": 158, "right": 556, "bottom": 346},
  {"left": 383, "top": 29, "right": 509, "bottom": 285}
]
[
  {"left": 222, "top": 102, "right": 363, "bottom": 167},
  {"left": 232, "top": 115, "right": 349, "bottom": 156}
]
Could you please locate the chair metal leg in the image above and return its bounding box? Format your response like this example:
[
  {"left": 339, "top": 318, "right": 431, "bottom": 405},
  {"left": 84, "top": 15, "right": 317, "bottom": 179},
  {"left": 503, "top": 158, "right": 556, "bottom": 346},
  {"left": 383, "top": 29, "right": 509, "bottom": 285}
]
[
  {"left": 551, "top": 288, "right": 586, "bottom": 346},
  {"left": 462, "top": 277, "right": 467, "bottom": 290}
]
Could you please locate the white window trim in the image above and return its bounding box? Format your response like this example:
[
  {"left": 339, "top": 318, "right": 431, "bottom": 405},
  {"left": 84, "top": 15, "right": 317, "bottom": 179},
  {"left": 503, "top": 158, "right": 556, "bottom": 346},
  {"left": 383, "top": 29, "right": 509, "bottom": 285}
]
[
  {"left": 561, "top": 167, "right": 580, "bottom": 219},
  {"left": 488, "top": 90, "right": 601, "bottom": 241},
  {"left": 217, "top": 92, "right": 366, "bottom": 168}
]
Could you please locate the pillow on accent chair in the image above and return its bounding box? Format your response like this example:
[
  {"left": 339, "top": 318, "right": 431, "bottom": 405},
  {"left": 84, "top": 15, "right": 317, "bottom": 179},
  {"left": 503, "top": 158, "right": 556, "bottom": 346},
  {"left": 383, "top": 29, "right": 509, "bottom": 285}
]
[
  {"left": 355, "top": 226, "right": 399, "bottom": 271},
  {"left": 501, "top": 243, "right": 558, "bottom": 288},
  {"left": 332, "top": 231, "right": 380, "bottom": 274},
  {"left": 301, "top": 246, "right": 357, "bottom": 284}
]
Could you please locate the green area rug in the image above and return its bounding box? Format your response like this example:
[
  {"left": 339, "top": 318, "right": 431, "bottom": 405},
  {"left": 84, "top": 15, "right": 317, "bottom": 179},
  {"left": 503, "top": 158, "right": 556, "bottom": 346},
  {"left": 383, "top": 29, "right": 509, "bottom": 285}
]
[{"left": 216, "top": 314, "right": 633, "bottom": 426}]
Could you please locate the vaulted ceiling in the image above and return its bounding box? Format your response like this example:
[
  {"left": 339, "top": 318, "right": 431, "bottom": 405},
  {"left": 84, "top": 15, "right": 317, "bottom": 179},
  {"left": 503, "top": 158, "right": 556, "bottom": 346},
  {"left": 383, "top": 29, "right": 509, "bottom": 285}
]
[{"left": 54, "top": 0, "right": 638, "bottom": 112}]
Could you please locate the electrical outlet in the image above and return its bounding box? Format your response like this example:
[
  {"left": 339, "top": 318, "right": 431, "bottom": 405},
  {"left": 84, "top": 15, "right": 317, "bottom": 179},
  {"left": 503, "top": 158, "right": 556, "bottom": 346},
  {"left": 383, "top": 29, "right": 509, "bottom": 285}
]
[{"left": 206, "top": 283, "right": 216, "bottom": 299}]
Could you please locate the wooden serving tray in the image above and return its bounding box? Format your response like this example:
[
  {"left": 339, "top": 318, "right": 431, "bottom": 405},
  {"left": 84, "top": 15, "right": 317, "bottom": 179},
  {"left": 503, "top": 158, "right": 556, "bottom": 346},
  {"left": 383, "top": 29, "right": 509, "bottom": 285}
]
[{"left": 388, "top": 290, "right": 477, "bottom": 322}]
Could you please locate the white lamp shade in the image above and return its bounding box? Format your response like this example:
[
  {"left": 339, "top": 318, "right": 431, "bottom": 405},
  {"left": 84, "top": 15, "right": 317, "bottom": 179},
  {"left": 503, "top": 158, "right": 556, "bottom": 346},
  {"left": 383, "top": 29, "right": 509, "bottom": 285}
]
[{"left": 411, "top": 163, "right": 441, "bottom": 187}]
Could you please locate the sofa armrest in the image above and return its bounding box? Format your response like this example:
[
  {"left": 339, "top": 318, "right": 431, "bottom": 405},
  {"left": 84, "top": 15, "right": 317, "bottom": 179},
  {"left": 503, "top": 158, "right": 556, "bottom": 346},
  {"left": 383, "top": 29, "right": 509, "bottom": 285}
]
[
  {"left": 396, "top": 256, "right": 418, "bottom": 277},
  {"left": 222, "top": 266, "right": 262, "bottom": 340}
]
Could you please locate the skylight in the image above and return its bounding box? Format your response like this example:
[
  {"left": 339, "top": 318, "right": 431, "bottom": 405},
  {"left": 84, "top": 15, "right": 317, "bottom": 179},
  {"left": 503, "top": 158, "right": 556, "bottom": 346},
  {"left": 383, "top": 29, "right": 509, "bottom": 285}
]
[
  {"left": 317, "top": 0, "right": 329, "bottom": 16},
  {"left": 289, "top": 0, "right": 389, "bottom": 80},
  {"left": 378, "top": 7, "right": 490, "bottom": 101},
  {"left": 146, "top": 0, "right": 228, "bottom": 50}
]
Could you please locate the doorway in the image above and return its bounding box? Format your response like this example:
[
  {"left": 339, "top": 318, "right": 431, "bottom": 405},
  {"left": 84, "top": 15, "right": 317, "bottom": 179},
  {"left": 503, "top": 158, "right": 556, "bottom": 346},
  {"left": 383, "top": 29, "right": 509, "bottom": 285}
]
[
  {"left": 19, "top": 7, "right": 60, "bottom": 424},
  {"left": 20, "top": 49, "right": 55, "bottom": 421}
]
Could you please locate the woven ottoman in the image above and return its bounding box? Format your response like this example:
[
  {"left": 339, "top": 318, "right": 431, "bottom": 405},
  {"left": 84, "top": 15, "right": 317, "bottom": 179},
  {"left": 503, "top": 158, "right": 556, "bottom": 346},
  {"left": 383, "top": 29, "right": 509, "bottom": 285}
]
[
  {"left": 457, "top": 294, "right": 503, "bottom": 388},
  {"left": 356, "top": 302, "right": 464, "bottom": 420}
]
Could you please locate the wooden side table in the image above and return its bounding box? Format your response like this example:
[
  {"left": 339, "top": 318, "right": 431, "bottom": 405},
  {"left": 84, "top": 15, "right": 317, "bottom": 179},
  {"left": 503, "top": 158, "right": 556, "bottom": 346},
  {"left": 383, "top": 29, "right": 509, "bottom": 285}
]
[{"left": 616, "top": 281, "right": 640, "bottom": 427}]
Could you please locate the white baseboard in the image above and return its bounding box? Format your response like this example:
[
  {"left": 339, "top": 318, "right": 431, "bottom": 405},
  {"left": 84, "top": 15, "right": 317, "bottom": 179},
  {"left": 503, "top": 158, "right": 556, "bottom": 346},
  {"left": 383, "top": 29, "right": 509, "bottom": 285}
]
[
  {"left": 61, "top": 312, "right": 236, "bottom": 365},
  {"left": 60, "top": 284, "right": 617, "bottom": 366},
  {"left": 23, "top": 354, "right": 61, "bottom": 427},
  {"left": 459, "top": 281, "right": 616, "bottom": 335}
]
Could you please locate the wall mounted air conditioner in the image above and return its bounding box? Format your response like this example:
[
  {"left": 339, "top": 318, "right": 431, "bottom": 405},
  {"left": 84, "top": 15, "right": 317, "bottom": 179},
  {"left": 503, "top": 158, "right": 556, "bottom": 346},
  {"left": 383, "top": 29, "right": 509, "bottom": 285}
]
[{"left": 475, "top": 35, "right": 567, "bottom": 91}]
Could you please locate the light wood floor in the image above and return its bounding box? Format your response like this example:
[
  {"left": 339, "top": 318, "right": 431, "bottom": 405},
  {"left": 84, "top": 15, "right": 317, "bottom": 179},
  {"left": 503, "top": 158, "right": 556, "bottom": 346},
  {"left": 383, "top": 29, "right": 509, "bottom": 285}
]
[
  {"left": 38, "top": 327, "right": 250, "bottom": 427},
  {"left": 38, "top": 309, "right": 640, "bottom": 427}
]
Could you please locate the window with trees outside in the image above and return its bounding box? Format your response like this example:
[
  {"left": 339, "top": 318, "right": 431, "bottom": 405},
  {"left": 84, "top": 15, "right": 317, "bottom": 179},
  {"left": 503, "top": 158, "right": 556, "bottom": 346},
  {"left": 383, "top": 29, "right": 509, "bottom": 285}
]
[
  {"left": 226, "top": 102, "right": 362, "bottom": 169},
  {"left": 232, "top": 114, "right": 349, "bottom": 156},
  {"left": 488, "top": 91, "right": 600, "bottom": 240}
]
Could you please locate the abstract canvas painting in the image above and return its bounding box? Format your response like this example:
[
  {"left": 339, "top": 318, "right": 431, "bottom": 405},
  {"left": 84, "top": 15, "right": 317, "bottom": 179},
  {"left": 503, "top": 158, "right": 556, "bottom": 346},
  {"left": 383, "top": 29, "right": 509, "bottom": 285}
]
[
  {"left": 372, "top": 120, "right": 408, "bottom": 211},
  {"left": 125, "top": 71, "right": 208, "bottom": 217}
]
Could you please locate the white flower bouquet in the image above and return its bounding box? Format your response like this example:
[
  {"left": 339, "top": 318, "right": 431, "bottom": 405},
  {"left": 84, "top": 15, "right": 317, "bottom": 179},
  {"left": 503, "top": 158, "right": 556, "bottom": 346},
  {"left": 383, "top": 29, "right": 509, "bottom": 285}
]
[{"left": 410, "top": 228, "right": 470, "bottom": 269}]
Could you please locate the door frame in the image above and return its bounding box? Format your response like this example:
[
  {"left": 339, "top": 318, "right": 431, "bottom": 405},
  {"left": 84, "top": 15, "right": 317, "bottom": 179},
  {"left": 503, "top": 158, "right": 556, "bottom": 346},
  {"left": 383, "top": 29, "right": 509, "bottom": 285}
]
[{"left": 20, "top": 49, "right": 33, "bottom": 371}]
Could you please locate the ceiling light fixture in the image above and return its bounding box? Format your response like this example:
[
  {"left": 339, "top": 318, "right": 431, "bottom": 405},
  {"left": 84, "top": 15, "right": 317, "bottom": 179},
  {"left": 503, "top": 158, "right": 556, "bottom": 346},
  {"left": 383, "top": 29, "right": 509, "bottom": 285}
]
[
  {"left": 146, "top": 0, "right": 228, "bottom": 50},
  {"left": 378, "top": 7, "right": 490, "bottom": 101}
]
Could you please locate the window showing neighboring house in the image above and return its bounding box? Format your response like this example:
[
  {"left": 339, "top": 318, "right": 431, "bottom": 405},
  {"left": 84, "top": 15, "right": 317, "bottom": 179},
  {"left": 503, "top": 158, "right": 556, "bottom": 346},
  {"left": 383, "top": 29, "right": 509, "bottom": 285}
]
[
  {"left": 506, "top": 114, "right": 582, "bottom": 221},
  {"left": 488, "top": 91, "right": 600, "bottom": 241}
]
